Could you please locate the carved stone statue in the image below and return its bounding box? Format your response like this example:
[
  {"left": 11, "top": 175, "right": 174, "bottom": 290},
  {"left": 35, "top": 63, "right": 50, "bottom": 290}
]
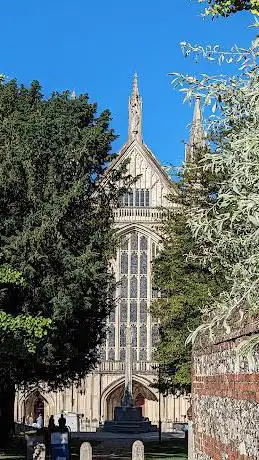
[
  {"left": 131, "top": 102, "right": 140, "bottom": 135},
  {"left": 33, "top": 443, "right": 46, "bottom": 460}
]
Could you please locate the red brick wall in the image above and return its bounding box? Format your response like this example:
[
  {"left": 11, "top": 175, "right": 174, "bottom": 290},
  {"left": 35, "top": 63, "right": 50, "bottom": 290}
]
[{"left": 192, "top": 320, "right": 259, "bottom": 460}]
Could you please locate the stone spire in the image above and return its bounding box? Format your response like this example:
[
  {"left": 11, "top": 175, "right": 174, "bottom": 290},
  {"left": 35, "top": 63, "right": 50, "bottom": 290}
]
[
  {"left": 128, "top": 73, "right": 143, "bottom": 144},
  {"left": 185, "top": 96, "right": 205, "bottom": 163}
]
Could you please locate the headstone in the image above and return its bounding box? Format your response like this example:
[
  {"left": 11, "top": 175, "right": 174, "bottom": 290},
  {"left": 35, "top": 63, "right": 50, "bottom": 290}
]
[
  {"left": 50, "top": 431, "right": 70, "bottom": 460},
  {"left": 80, "top": 442, "right": 92, "bottom": 460},
  {"left": 26, "top": 434, "right": 44, "bottom": 460},
  {"left": 188, "top": 421, "right": 194, "bottom": 460},
  {"left": 132, "top": 440, "right": 144, "bottom": 460},
  {"left": 33, "top": 444, "right": 46, "bottom": 460}
]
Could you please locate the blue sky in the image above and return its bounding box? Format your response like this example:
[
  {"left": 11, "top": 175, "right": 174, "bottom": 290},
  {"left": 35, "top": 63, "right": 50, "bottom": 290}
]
[{"left": 1, "top": 1, "right": 255, "bottom": 166}]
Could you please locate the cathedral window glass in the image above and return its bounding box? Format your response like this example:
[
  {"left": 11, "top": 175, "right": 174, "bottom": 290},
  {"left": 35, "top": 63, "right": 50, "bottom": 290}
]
[
  {"left": 135, "top": 190, "right": 140, "bottom": 207},
  {"left": 121, "top": 252, "right": 128, "bottom": 274},
  {"left": 120, "top": 300, "right": 127, "bottom": 322},
  {"left": 130, "top": 276, "right": 138, "bottom": 298},
  {"left": 113, "top": 231, "right": 160, "bottom": 363},
  {"left": 131, "top": 253, "right": 138, "bottom": 274},
  {"left": 140, "top": 190, "right": 145, "bottom": 206},
  {"left": 145, "top": 190, "right": 150, "bottom": 207},
  {"left": 120, "top": 276, "right": 128, "bottom": 298},
  {"left": 131, "top": 232, "right": 138, "bottom": 250},
  {"left": 120, "top": 189, "right": 150, "bottom": 207},
  {"left": 131, "top": 324, "right": 137, "bottom": 347},
  {"left": 121, "top": 236, "right": 129, "bottom": 251},
  {"left": 140, "top": 300, "right": 147, "bottom": 322},
  {"left": 140, "top": 276, "right": 147, "bottom": 299},
  {"left": 140, "top": 236, "right": 148, "bottom": 251},
  {"left": 129, "top": 191, "right": 134, "bottom": 206},
  {"left": 130, "top": 301, "right": 137, "bottom": 322},
  {"left": 140, "top": 253, "right": 147, "bottom": 274},
  {"left": 139, "top": 348, "right": 147, "bottom": 361},
  {"left": 140, "top": 325, "right": 147, "bottom": 347},
  {"left": 120, "top": 324, "right": 126, "bottom": 347}
]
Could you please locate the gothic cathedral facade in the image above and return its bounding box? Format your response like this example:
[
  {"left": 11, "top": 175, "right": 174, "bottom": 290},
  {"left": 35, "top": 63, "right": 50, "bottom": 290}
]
[{"left": 15, "top": 75, "right": 190, "bottom": 431}]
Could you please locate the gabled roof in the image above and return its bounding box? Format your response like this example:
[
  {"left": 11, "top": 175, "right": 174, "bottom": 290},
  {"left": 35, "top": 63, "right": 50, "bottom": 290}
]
[
  {"left": 103, "top": 74, "right": 178, "bottom": 195},
  {"left": 106, "top": 138, "right": 177, "bottom": 193}
]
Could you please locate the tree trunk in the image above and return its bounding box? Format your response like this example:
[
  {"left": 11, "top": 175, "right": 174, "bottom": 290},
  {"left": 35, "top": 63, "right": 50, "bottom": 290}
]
[{"left": 0, "top": 385, "right": 15, "bottom": 448}]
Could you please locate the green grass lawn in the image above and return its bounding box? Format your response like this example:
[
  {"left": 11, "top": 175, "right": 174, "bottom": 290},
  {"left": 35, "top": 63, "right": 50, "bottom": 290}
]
[
  {"left": 71, "top": 438, "right": 187, "bottom": 460},
  {"left": 144, "top": 439, "right": 187, "bottom": 460}
]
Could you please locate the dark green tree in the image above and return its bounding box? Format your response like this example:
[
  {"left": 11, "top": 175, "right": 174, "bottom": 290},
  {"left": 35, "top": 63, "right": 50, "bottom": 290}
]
[
  {"left": 151, "top": 113, "right": 227, "bottom": 393},
  {"left": 0, "top": 79, "right": 129, "bottom": 445}
]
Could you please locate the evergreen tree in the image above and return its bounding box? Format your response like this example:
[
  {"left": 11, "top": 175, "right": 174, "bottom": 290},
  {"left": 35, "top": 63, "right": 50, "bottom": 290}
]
[
  {"left": 0, "top": 79, "right": 129, "bottom": 445},
  {"left": 152, "top": 134, "right": 226, "bottom": 393}
]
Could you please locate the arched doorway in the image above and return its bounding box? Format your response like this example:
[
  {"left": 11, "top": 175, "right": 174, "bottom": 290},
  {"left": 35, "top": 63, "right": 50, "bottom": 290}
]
[
  {"left": 25, "top": 391, "right": 46, "bottom": 424},
  {"left": 105, "top": 379, "right": 157, "bottom": 420},
  {"left": 34, "top": 396, "right": 44, "bottom": 420}
]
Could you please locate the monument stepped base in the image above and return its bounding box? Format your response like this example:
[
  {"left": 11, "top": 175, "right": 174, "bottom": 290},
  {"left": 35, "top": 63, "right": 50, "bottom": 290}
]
[{"left": 102, "top": 406, "right": 157, "bottom": 433}]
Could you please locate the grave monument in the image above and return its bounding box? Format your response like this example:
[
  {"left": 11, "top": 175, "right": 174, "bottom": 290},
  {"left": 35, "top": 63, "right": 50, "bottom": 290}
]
[{"left": 103, "top": 325, "right": 156, "bottom": 433}]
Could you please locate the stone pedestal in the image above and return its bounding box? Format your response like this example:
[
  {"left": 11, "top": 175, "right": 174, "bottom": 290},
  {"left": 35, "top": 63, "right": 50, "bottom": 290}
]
[{"left": 102, "top": 406, "right": 157, "bottom": 433}]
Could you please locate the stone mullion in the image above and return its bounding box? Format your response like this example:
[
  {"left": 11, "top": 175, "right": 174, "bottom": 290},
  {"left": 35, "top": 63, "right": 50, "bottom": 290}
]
[
  {"left": 137, "top": 233, "right": 141, "bottom": 361},
  {"left": 114, "top": 249, "right": 120, "bottom": 360},
  {"left": 127, "top": 238, "right": 131, "bottom": 328},
  {"left": 146, "top": 236, "right": 152, "bottom": 361}
]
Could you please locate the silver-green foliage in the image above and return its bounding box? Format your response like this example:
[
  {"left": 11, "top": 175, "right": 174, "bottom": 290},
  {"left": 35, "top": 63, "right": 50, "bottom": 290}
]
[{"left": 172, "top": 38, "right": 259, "bottom": 360}]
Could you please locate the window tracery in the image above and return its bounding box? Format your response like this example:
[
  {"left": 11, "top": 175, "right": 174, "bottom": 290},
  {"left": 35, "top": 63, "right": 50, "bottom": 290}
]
[
  {"left": 120, "top": 275, "right": 128, "bottom": 298},
  {"left": 130, "top": 301, "right": 137, "bottom": 322},
  {"left": 106, "top": 231, "right": 160, "bottom": 363},
  {"left": 120, "top": 300, "right": 127, "bottom": 322},
  {"left": 121, "top": 252, "right": 128, "bottom": 274}
]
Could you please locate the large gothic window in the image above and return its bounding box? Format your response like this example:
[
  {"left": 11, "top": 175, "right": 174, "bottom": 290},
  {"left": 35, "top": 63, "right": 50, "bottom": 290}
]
[{"left": 106, "top": 231, "right": 160, "bottom": 363}]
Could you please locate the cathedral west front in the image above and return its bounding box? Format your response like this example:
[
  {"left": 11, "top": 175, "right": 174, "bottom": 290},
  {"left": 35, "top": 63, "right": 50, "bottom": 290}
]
[{"left": 15, "top": 75, "right": 196, "bottom": 432}]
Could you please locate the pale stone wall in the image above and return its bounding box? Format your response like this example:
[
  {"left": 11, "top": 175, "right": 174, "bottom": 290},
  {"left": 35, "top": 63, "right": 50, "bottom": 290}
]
[{"left": 15, "top": 373, "right": 188, "bottom": 430}]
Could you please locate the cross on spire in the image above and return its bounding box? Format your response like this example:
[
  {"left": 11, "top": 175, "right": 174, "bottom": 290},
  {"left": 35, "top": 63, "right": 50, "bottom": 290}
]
[{"left": 128, "top": 73, "right": 143, "bottom": 144}]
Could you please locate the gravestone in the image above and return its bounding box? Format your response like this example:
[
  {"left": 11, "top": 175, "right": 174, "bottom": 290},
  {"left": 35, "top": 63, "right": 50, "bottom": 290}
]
[
  {"left": 33, "top": 443, "right": 46, "bottom": 460},
  {"left": 26, "top": 434, "right": 44, "bottom": 460},
  {"left": 80, "top": 442, "right": 92, "bottom": 460},
  {"left": 50, "top": 431, "right": 70, "bottom": 460},
  {"left": 132, "top": 440, "right": 144, "bottom": 460}
]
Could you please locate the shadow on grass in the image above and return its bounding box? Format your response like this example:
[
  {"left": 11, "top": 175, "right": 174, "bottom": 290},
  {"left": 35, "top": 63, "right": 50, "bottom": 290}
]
[
  {"left": 0, "top": 435, "right": 187, "bottom": 460},
  {"left": 71, "top": 438, "right": 187, "bottom": 460}
]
